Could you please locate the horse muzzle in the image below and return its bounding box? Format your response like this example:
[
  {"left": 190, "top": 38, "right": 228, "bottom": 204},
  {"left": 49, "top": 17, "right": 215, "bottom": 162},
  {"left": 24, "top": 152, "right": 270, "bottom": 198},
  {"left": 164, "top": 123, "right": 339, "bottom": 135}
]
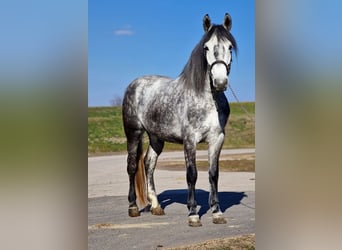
[
  {"left": 210, "top": 60, "right": 229, "bottom": 92},
  {"left": 212, "top": 77, "right": 228, "bottom": 91}
]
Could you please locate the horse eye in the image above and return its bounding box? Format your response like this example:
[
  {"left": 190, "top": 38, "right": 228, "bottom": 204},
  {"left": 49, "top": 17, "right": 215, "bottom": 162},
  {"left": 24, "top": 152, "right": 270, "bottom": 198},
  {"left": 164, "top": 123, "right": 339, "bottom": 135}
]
[
  {"left": 229, "top": 45, "right": 232, "bottom": 50},
  {"left": 203, "top": 46, "right": 209, "bottom": 51}
]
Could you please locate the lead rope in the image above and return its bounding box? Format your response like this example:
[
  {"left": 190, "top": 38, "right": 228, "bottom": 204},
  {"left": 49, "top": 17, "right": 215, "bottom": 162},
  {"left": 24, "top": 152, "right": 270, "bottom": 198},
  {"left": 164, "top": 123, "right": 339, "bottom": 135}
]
[{"left": 228, "top": 84, "right": 255, "bottom": 121}]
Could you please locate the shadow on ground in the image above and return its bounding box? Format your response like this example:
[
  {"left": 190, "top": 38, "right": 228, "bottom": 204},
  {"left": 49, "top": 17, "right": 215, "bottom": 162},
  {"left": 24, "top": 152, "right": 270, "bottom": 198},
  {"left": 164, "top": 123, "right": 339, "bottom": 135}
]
[{"left": 158, "top": 189, "right": 246, "bottom": 218}]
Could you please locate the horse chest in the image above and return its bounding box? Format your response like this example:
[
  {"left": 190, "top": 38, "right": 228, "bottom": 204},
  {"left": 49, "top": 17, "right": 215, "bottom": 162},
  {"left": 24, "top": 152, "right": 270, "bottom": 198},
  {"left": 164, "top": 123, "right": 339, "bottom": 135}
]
[{"left": 188, "top": 108, "right": 223, "bottom": 143}]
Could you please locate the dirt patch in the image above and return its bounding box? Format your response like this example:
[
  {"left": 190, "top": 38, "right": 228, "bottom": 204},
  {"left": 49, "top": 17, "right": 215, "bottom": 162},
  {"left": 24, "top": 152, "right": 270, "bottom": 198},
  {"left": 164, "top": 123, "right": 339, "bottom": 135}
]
[
  {"left": 165, "top": 234, "right": 255, "bottom": 250},
  {"left": 158, "top": 153, "right": 255, "bottom": 172}
]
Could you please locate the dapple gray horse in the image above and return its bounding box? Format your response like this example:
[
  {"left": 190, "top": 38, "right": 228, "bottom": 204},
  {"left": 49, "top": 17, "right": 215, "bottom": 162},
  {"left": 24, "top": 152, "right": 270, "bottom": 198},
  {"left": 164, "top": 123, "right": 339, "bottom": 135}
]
[{"left": 122, "top": 13, "right": 237, "bottom": 227}]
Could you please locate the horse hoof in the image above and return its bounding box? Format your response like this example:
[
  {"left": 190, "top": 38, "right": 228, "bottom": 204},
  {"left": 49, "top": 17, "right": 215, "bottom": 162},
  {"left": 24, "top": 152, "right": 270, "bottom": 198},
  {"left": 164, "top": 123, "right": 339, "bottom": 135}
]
[
  {"left": 128, "top": 206, "right": 140, "bottom": 217},
  {"left": 212, "top": 212, "right": 227, "bottom": 224},
  {"left": 151, "top": 206, "right": 165, "bottom": 216},
  {"left": 188, "top": 215, "right": 202, "bottom": 227}
]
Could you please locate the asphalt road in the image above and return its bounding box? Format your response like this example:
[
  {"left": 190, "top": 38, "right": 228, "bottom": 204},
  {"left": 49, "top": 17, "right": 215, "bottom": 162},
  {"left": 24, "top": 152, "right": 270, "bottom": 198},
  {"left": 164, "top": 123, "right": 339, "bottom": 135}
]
[{"left": 88, "top": 149, "right": 255, "bottom": 249}]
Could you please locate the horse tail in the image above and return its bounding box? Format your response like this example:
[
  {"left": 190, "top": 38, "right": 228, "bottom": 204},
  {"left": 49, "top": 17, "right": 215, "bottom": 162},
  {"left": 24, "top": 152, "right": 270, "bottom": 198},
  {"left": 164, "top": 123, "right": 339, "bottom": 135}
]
[{"left": 135, "top": 139, "right": 147, "bottom": 208}]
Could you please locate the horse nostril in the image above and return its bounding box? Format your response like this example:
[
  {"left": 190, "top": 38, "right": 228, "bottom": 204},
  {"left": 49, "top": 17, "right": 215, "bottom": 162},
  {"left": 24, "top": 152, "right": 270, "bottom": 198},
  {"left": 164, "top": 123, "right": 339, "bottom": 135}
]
[{"left": 214, "top": 78, "right": 228, "bottom": 90}]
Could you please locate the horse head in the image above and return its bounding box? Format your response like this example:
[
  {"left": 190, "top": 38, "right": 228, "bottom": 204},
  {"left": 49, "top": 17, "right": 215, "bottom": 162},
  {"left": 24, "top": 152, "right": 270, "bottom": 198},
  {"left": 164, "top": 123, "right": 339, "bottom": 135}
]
[{"left": 203, "top": 13, "right": 236, "bottom": 92}]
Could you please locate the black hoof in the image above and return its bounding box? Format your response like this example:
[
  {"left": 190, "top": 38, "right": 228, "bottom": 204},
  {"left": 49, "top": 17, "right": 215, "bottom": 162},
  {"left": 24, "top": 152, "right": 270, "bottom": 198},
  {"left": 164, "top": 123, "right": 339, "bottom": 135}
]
[{"left": 128, "top": 206, "right": 140, "bottom": 217}]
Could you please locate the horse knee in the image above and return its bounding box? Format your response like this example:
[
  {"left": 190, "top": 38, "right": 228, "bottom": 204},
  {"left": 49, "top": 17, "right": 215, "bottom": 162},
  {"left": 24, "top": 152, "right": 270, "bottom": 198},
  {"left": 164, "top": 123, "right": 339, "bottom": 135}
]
[
  {"left": 186, "top": 165, "right": 198, "bottom": 183},
  {"left": 208, "top": 167, "right": 218, "bottom": 183}
]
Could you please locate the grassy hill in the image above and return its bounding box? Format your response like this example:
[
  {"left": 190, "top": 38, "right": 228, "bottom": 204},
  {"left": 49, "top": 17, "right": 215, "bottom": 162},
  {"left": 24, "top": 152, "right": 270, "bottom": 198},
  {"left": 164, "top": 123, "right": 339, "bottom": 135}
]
[{"left": 88, "top": 102, "right": 255, "bottom": 156}]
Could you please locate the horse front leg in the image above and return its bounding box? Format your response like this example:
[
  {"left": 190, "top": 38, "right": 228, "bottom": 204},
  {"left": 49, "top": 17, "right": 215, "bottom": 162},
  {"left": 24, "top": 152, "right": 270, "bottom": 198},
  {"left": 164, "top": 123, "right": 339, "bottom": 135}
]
[
  {"left": 184, "top": 140, "right": 202, "bottom": 227},
  {"left": 208, "top": 132, "right": 227, "bottom": 224}
]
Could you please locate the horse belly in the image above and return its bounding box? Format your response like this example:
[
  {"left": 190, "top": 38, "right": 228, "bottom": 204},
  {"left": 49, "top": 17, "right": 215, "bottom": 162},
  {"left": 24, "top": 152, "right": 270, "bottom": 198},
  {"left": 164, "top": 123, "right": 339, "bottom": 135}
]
[
  {"left": 145, "top": 111, "right": 184, "bottom": 144},
  {"left": 139, "top": 94, "right": 184, "bottom": 143}
]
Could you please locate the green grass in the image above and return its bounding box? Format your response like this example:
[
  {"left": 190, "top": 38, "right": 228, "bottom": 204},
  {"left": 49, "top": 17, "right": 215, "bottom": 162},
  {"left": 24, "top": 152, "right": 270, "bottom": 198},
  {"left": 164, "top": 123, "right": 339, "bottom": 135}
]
[
  {"left": 88, "top": 102, "right": 254, "bottom": 155},
  {"left": 88, "top": 107, "right": 126, "bottom": 153}
]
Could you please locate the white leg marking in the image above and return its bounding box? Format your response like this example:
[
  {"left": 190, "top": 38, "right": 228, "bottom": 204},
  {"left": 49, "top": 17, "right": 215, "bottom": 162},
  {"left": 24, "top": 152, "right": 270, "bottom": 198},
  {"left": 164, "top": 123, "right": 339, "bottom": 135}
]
[{"left": 145, "top": 146, "right": 160, "bottom": 209}]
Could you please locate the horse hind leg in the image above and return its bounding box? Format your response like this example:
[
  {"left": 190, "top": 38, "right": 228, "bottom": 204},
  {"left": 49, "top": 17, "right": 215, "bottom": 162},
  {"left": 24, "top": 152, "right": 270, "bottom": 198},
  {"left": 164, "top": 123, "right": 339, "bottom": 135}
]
[
  {"left": 145, "top": 135, "right": 165, "bottom": 215},
  {"left": 126, "top": 128, "right": 146, "bottom": 217}
]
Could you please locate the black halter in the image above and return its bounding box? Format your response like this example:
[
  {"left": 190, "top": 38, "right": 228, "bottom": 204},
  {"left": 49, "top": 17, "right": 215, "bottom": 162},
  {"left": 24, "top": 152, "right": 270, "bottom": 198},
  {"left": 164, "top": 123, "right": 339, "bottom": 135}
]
[
  {"left": 208, "top": 59, "right": 230, "bottom": 93},
  {"left": 208, "top": 60, "right": 229, "bottom": 111},
  {"left": 209, "top": 60, "right": 230, "bottom": 74}
]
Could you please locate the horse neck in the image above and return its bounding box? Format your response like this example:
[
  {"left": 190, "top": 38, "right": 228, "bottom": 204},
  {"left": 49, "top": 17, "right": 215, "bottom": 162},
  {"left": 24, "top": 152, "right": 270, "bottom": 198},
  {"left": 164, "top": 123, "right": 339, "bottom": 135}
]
[
  {"left": 177, "top": 72, "right": 213, "bottom": 97},
  {"left": 177, "top": 76, "right": 221, "bottom": 110}
]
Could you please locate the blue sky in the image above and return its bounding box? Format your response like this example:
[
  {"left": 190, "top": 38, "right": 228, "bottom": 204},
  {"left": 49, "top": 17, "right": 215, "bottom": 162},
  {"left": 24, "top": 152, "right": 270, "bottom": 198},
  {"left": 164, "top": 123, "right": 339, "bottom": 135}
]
[
  {"left": 0, "top": 0, "right": 86, "bottom": 81},
  {"left": 88, "top": 0, "right": 255, "bottom": 107}
]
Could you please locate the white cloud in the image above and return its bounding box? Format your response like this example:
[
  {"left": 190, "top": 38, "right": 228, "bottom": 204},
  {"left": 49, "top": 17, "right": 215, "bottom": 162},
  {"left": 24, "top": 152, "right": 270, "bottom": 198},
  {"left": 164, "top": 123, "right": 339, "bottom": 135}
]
[{"left": 113, "top": 26, "right": 134, "bottom": 36}]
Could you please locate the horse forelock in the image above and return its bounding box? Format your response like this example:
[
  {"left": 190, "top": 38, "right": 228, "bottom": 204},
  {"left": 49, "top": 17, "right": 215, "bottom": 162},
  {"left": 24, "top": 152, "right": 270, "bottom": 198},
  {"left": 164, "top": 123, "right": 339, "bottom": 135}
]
[{"left": 180, "top": 25, "right": 237, "bottom": 94}]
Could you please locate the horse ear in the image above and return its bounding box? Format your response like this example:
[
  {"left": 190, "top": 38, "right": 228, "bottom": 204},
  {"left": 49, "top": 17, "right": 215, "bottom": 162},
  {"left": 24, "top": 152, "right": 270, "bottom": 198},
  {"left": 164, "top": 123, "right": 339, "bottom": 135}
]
[
  {"left": 223, "top": 13, "right": 232, "bottom": 31},
  {"left": 203, "top": 14, "right": 212, "bottom": 32}
]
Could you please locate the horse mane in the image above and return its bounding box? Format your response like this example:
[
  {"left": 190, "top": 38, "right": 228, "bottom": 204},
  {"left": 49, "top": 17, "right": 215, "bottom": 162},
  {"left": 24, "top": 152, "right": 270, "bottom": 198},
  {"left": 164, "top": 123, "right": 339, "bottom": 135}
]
[{"left": 179, "top": 25, "right": 237, "bottom": 94}]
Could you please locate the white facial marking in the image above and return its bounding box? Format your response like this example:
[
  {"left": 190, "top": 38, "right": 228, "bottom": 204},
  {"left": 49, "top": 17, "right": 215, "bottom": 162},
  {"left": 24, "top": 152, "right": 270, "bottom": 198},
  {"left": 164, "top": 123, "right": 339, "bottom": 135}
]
[{"left": 204, "top": 35, "right": 232, "bottom": 88}]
